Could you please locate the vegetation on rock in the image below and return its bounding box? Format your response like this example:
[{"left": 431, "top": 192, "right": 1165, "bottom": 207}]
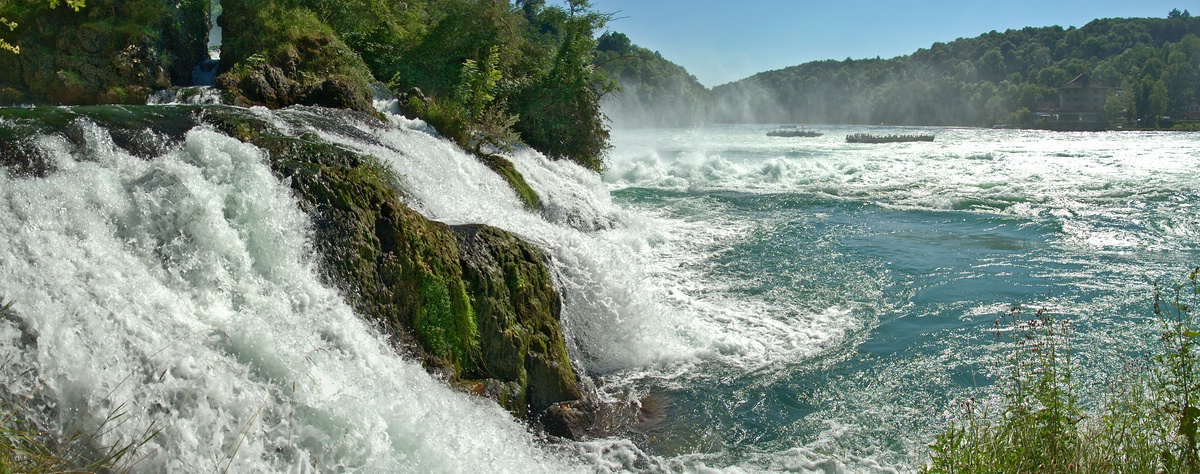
[
  {"left": 217, "top": 0, "right": 374, "bottom": 111},
  {"left": 199, "top": 106, "right": 584, "bottom": 423},
  {"left": 454, "top": 224, "right": 582, "bottom": 417},
  {"left": 0, "top": 0, "right": 208, "bottom": 105},
  {"left": 210, "top": 0, "right": 614, "bottom": 171},
  {"left": 0, "top": 105, "right": 588, "bottom": 430},
  {"left": 0, "top": 0, "right": 86, "bottom": 54}
]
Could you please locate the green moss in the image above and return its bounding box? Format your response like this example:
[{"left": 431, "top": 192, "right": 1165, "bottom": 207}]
[
  {"left": 479, "top": 154, "right": 540, "bottom": 212},
  {"left": 416, "top": 274, "right": 479, "bottom": 369},
  {"left": 453, "top": 224, "right": 581, "bottom": 416},
  {"left": 56, "top": 69, "right": 84, "bottom": 86}
]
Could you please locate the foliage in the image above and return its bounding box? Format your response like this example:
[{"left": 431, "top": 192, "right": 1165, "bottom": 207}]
[
  {"left": 0, "top": 16, "right": 15, "bottom": 54},
  {"left": 454, "top": 46, "right": 523, "bottom": 154},
  {"left": 223, "top": 0, "right": 599, "bottom": 169},
  {"left": 1149, "top": 268, "right": 1200, "bottom": 471},
  {"left": 0, "top": 0, "right": 210, "bottom": 104},
  {"left": 380, "top": 0, "right": 613, "bottom": 170},
  {"left": 0, "top": 0, "right": 85, "bottom": 54},
  {"left": 217, "top": 0, "right": 374, "bottom": 110},
  {"left": 593, "top": 31, "right": 712, "bottom": 127},
  {"left": 925, "top": 268, "right": 1200, "bottom": 473},
  {"left": 926, "top": 307, "right": 1085, "bottom": 472},
  {"left": 508, "top": 0, "right": 615, "bottom": 171},
  {"left": 714, "top": 12, "right": 1200, "bottom": 128}
]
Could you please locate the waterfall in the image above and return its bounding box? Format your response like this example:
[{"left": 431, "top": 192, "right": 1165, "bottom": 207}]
[
  {"left": 0, "top": 111, "right": 599, "bottom": 472},
  {"left": 190, "top": 0, "right": 221, "bottom": 86}
]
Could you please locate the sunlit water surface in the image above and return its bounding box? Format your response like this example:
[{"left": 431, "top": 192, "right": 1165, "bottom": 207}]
[
  {"left": 596, "top": 124, "right": 1200, "bottom": 471},
  {"left": 2, "top": 107, "right": 1198, "bottom": 473}
]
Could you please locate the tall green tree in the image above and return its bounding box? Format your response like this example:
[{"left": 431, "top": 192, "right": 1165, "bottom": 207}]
[{"left": 509, "top": 0, "right": 614, "bottom": 171}]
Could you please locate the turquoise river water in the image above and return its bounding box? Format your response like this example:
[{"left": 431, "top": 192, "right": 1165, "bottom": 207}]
[{"left": 1, "top": 103, "right": 1198, "bottom": 472}]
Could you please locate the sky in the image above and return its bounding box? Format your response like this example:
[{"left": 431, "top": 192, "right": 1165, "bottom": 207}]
[{"left": 580, "top": 1, "right": 1194, "bottom": 87}]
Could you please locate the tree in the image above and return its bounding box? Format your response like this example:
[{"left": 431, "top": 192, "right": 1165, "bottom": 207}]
[
  {"left": 1, "top": 0, "right": 86, "bottom": 54},
  {"left": 510, "top": 0, "right": 614, "bottom": 171},
  {"left": 456, "top": 46, "right": 521, "bottom": 154}
]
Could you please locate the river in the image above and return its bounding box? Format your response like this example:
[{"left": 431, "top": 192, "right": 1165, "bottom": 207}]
[{"left": 1, "top": 105, "right": 1197, "bottom": 471}]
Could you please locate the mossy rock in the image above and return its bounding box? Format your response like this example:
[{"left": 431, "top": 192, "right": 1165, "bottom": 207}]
[
  {"left": 211, "top": 111, "right": 581, "bottom": 420},
  {"left": 452, "top": 224, "right": 580, "bottom": 416},
  {"left": 0, "top": 0, "right": 210, "bottom": 105},
  {"left": 216, "top": 0, "right": 373, "bottom": 112},
  {"left": 251, "top": 127, "right": 581, "bottom": 421},
  {"left": 478, "top": 154, "right": 540, "bottom": 212},
  {"left": 0, "top": 104, "right": 588, "bottom": 429}
]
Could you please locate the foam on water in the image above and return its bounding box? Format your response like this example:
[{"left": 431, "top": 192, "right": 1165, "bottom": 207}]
[
  {"left": 247, "top": 107, "right": 857, "bottom": 379},
  {"left": 9, "top": 106, "right": 1195, "bottom": 471},
  {"left": 605, "top": 127, "right": 1200, "bottom": 210},
  {"left": 0, "top": 122, "right": 584, "bottom": 472}
]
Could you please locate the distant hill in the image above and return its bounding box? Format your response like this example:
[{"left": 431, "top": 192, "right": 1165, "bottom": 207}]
[
  {"left": 593, "top": 32, "right": 711, "bottom": 128},
  {"left": 711, "top": 10, "right": 1200, "bottom": 127}
]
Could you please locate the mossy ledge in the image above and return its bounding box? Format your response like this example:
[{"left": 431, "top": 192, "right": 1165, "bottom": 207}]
[
  {"left": 0, "top": 105, "right": 591, "bottom": 435},
  {"left": 0, "top": 0, "right": 210, "bottom": 105},
  {"left": 205, "top": 106, "right": 585, "bottom": 424}
]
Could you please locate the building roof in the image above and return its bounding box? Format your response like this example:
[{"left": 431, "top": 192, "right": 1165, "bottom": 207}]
[{"left": 1062, "top": 73, "right": 1103, "bottom": 89}]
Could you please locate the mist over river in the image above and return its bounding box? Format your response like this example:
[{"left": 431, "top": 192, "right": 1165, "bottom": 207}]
[
  {"left": 2, "top": 103, "right": 1198, "bottom": 472},
  {"left": 598, "top": 124, "right": 1200, "bottom": 471}
]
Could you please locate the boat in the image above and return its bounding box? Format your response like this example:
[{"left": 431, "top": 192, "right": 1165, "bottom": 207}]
[
  {"left": 767, "top": 126, "right": 823, "bottom": 137},
  {"left": 845, "top": 133, "right": 934, "bottom": 143}
]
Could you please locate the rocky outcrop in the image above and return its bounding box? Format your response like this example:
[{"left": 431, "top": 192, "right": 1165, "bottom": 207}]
[
  {"left": 0, "top": 0, "right": 210, "bottom": 105},
  {"left": 478, "top": 154, "right": 541, "bottom": 212},
  {"left": 0, "top": 103, "right": 592, "bottom": 435},
  {"left": 214, "top": 1, "right": 373, "bottom": 112},
  {"left": 200, "top": 106, "right": 586, "bottom": 424},
  {"left": 453, "top": 224, "right": 579, "bottom": 417}
]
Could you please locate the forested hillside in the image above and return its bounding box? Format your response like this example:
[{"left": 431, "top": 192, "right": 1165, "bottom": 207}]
[
  {"left": 593, "top": 31, "right": 711, "bottom": 128},
  {"left": 712, "top": 9, "right": 1200, "bottom": 128}
]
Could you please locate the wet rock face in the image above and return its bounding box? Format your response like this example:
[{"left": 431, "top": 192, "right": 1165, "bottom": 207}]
[
  {"left": 214, "top": 0, "right": 374, "bottom": 113},
  {"left": 0, "top": 0, "right": 211, "bottom": 105},
  {"left": 0, "top": 104, "right": 595, "bottom": 437},
  {"left": 453, "top": 224, "right": 582, "bottom": 416},
  {"left": 204, "top": 108, "right": 586, "bottom": 426},
  {"left": 216, "top": 66, "right": 371, "bottom": 112}
]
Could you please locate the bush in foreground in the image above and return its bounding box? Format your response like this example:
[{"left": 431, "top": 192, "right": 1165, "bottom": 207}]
[{"left": 926, "top": 268, "right": 1200, "bottom": 473}]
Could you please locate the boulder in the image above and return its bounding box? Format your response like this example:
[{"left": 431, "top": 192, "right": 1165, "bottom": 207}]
[
  {"left": 0, "top": 0, "right": 210, "bottom": 105},
  {"left": 203, "top": 108, "right": 587, "bottom": 426},
  {"left": 0, "top": 104, "right": 595, "bottom": 437},
  {"left": 453, "top": 224, "right": 581, "bottom": 417},
  {"left": 215, "top": 1, "right": 373, "bottom": 112}
]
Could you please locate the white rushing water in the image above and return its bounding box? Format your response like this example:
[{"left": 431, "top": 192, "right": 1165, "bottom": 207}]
[
  {"left": 0, "top": 119, "right": 590, "bottom": 472},
  {"left": 0, "top": 103, "right": 878, "bottom": 471},
  {"left": 14, "top": 103, "right": 1195, "bottom": 472}
]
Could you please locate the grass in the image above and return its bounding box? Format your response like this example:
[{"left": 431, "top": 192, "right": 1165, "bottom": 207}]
[
  {"left": 0, "top": 297, "right": 156, "bottom": 473},
  {"left": 925, "top": 267, "right": 1200, "bottom": 473}
]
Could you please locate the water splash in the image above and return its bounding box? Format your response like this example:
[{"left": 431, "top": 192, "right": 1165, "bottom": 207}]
[{"left": 0, "top": 121, "right": 584, "bottom": 472}]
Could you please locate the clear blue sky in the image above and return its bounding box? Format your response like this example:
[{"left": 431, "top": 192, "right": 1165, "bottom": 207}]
[{"left": 580, "top": 1, "right": 1193, "bottom": 87}]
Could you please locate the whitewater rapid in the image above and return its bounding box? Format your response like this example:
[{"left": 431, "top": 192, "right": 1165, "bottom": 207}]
[
  {"left": 0, "top": 120, "right": 589, "bottom": 472},
  {"left": 16, "top": 104, "right": 1187, "bottom": 472},
  {"left": 0, "top": 101, "right": 852, "bottom": 472}
]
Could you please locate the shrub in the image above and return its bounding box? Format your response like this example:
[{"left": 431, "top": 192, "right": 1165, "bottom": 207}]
[{"left": 925, "top": 267, "right": 1200, "bottom": 473}]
